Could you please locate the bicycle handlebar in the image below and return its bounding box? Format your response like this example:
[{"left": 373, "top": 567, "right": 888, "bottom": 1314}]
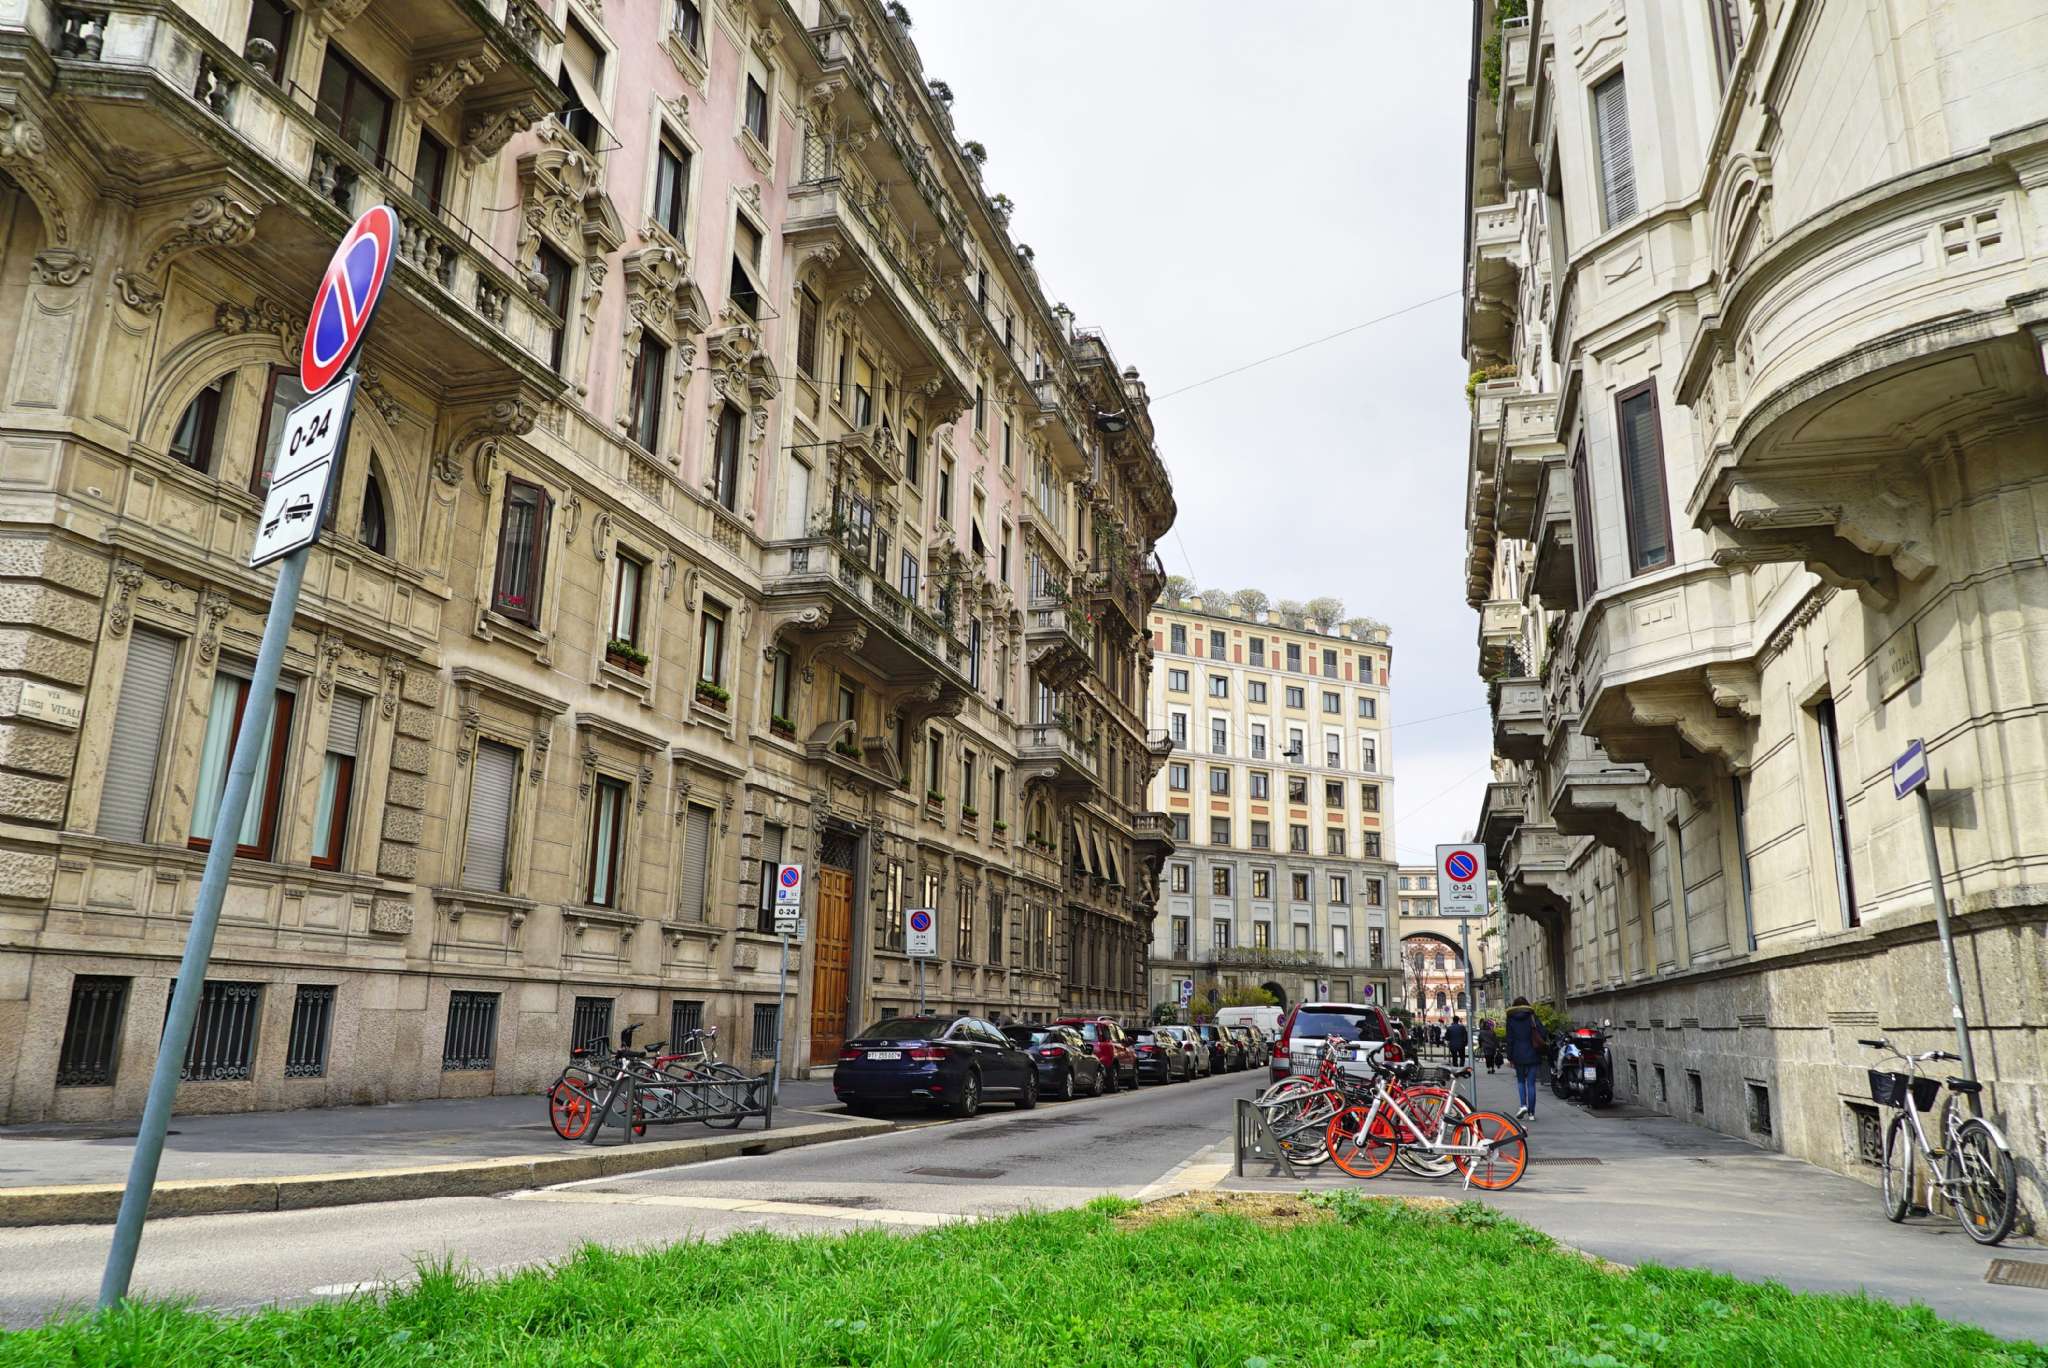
[{"left": 1856, "top": 1038, "right": 1887, "bottom": 1049}]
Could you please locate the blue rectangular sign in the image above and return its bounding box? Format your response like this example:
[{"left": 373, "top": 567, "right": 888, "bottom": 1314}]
[{"left": 1892, "top": 738, "right": 1928, "bottom": 799}]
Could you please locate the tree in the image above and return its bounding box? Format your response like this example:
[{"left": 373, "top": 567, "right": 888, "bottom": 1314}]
[
  {"left": 1405, "top": 938, "right": 1434, "bottom": 1017},
  {"left": 1162, "top": 575, "right": 1195, "bottom": 606},
  {"left": 1274, "top": 599, "right": 1308, "bottom": 629},
  {"left": 1232, "top": 588, "right": 1270, "bottom": 619},
  {"left": 1345, "top": 615, "right": 1389, "bottom": 640},
  {"left": 1151, "top": 1001, "right": 1180, "bottom": 1025},
  {"left": 1306, "top": 596, "right": 1345, "bottom": 629},
  {"left": 1218, "top": 984, "right": 1277, "bottom": 1008},
  {"left": 1200, "top": 587, "right": 1231, "bottom": 613}
]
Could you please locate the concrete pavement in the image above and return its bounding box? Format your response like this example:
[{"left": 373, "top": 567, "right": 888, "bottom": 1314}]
[{"left": 1224, "top": 1060, "right": 2048, "bottom": 1342}]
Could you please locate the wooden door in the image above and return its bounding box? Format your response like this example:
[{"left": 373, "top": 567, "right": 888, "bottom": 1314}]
[{"left": 809, "top": 867, "right": 853, "bottom": 1064}]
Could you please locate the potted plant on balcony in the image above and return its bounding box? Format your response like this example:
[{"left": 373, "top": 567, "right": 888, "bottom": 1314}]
[
  {"left": 992, "top": 819, "right": 1008, "bottom": 835},
  {"left": 604, "top": 638, "right": 649, "bottom": 675},
  {"left": 885, "top": 1, "right": 912, "bottom": 29},
  {"left": 961, "top": 805, "right": 979, "bottom": 824},
  {"left": 926, "top": 78, "right": 954, "bottom": 108},
  {"left": 925, "top": 788, "right": 946, "bottom": 807},
  {"left": 694, "top": 679, "right": 730, "bottom": 711},
  {"left": 961, "top": 140, "right": 987, "bottom": 169},
  {"left": 833, "top": 735, "right": 863, "bottom": 759},
  {"left": 770, "top": 713, "right": 797, "bottom": 740}
]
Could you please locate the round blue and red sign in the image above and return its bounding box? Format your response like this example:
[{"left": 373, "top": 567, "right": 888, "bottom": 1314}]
[
  {"left": 300, "top": 205, "right": 396, "bottom": 394},
  {"left": 908, "top": 909, "right": 933, "bottom": 934},
  {"left": 779, "top": 866, "right": 801, "bottom": 889},
  {"left": 1444, "top": 850, "right": 1479, "bottom": 883}
]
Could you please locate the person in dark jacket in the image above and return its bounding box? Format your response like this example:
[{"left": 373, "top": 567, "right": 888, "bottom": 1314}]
[
  {"left": 1504, "top": 998, "right": 1547, "bottom": 1122},
  {"left": 1444, "top": 1017, "right": 1469, "bottom": 1068},
  {"left": 1479, "top": 1017, "right": 1502, "bottom": 1072}
]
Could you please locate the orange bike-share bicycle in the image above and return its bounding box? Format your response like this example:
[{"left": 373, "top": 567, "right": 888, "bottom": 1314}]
[{"left": 1324, "top": 1043, "right": 1529, "bottom": 1190}]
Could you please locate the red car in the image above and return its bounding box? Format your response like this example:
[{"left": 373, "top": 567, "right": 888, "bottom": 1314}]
[{"left": 1053, "top": 1017, "right": 1139, "bottom": 1092}]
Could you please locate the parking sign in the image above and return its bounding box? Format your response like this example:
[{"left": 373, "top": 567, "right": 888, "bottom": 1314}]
[
  {"left": 1436, "top": 843, "right": 1487, "bottom": 916},
  {"left": 906, "top": 908, "right": 937, "bottom": 958}
]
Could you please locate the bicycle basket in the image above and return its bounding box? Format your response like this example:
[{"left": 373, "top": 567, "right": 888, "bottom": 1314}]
[
  {"left": 1868, "top": 1070, "right": 1941, "bottom": 1110},
  {"left": 1409, "top": 1065, "right": 1454, "bottom": 1087}
]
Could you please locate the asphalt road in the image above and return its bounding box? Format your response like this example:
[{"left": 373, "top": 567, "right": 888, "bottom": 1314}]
[{"left": 0, "top": 1068, "right": 1252, "bottom": 1327}]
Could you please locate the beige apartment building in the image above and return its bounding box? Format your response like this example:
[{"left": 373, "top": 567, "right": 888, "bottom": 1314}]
[
  {"left": 1462, "top": 0, "right": 2048, "bottom": 1216},
  {"left": 0, "top": 0, "right": 1173, "bottom": 1123},
  {"left": 1143, "top": 594, "right": 1399, "bottom": 1015}
]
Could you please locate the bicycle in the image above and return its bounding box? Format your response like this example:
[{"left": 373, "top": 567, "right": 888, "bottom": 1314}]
[
  {"left": 1861, "top": 1038, "right": 2017, "bottom": 1246},
  {"left": 1324, "top": 1056, "right": 1529, "bottom": 1191},
  {"left": 1258, "top": 1040, "right": 1471, "bottom": 1173}
]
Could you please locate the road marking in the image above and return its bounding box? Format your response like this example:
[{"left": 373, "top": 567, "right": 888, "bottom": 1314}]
[
  {"left": 505, "top": 1188, "right": 950, "bottom": 1228},
  {"left": 1133, "top": 1139, "right": 1235, "bottom": 1201}
]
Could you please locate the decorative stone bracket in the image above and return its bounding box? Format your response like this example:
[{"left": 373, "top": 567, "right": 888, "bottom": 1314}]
[
  {"left": 1711, "top": 471, "right": 1935, "bottom": 610},
  {"left": 1589, "top": 662, "right": 1760, "bottom": 795}
]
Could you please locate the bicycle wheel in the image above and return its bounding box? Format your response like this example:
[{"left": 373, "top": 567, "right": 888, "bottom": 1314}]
[
  {"left": 1267, "top": 1090, "right": 1341, "bottom": 1167},
  {"left": 1394, "top": 1086, "right": 1472, "bottom": 1177},
  {"left": 1880, "top": 1113, "right": 1914, "bottom": 1223},
  {"left": 548, "top": 1076, "right": 595, "bottom": 1140},
  {"left": 1326, "top": 1107, "right": 1397, "bottom": 1179},
  {"left": 1255, "top": 1076, "right": 1318, "bottom": 1108},
  {"left": 1450, "top": 1112, "right": 1527, "bottom": 1191},
  {"left": 1947, "top": 1118, "right": 2017, "bottom": 1246}
]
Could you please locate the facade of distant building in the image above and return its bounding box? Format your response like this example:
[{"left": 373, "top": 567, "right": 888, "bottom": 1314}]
[{"left": 1143, "top": 600, "right": 1398, "bottom": 1013}]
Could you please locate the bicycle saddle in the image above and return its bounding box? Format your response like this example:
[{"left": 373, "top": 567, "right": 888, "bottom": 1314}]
[{"left": 1947, "top": 1078, "right": 1983, "bottom": 1095}]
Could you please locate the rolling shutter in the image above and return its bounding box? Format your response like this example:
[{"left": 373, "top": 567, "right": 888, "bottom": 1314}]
[
  {"left": 1618, "top": 387, "right": 1671, "bottom": 572},
  {"left": 97, "top": 628, "right": 179, "bottom": 842},
  {"left": 1594, "top": 73, "right": 1637, "bottom": 228},
  {"left": 462, "top": 740, "right": 519, "bottom": 892},
  {"left": 679, "top": 805, "right": 712, "bottom": 922}
]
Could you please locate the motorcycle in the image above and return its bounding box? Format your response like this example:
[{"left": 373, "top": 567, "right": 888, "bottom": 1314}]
[{"left": 1549, "top": 1024, "right": 1615, "bottom": 1107}]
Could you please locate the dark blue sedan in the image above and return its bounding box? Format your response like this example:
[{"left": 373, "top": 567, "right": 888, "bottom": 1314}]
[
  {"left": 833, "top": 1015, "right": 1038, "bottom": 1117},
  {"left": 1002, "top": 1023, "right": 1106, "bottom": 1100}
]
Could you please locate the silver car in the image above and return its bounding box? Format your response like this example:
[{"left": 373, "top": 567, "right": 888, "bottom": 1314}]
[{"left": 1159, "top": 1025, "right": 1206, "bottom": 1078}]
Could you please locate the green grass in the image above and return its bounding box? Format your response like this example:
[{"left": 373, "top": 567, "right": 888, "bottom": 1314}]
[{"left": 3, "top": 1193, "right": 2041, "bottom": 1367}]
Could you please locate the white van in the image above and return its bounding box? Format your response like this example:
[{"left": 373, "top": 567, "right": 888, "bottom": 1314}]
[{"left": 1214, "top": 1006, "right": 1283, "bottom": 1036}]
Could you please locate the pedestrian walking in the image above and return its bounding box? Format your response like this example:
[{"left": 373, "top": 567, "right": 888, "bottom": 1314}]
[
  {"left": 1504, "top": 997, "right": 1547, "bottom": 1122},
  {"left": 1445, "top": 1016, "right": 1469, "bottom": 1068},
  {"left": 1479, "top": 1017, "right": 1502, "bottom": 1073}
]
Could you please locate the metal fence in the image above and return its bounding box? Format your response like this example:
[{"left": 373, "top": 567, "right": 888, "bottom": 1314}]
[
  {"left": 443, "top": 991, "right": 499, "bottom": 1071},
  {"left": 56, "top": 976, "right": 128, "bottom": 1087}
]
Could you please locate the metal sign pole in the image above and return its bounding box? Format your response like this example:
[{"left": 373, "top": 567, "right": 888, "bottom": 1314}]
[
  {"left": 1458, "top": 916, "right": 1475, "bottom": 1116},
  {"left": 773, "top": 932, "right": 788, "bottom": 1108},
  {"left": 915, "top": 956, "right": 924, "bottom": 1017},
  {"left": 1916, "top": 786, "right": 1978, "bottom": 1099}
]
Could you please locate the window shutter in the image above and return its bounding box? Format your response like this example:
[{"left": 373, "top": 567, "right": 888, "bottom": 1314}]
[
  {"left": 462, "top": 740, "right": 519, "bottom": 892},
  {"left": 1571, "top": 437, "right": 1599, "bottom": 603},
  {"left": 97, "top": 628, "right": 179, "bottom": 842},
  {"left": 327, "top": 692, "right": 363, "bottom": 757},
  {"left": 1618, "top": 387, "right": 1671, "bottom": 571},
  {"left": 1594, "top": 73, "right": 1637, "bottom": 228},
  {"left": 680, "top": 805, "right": 712, "bottom": 922}
]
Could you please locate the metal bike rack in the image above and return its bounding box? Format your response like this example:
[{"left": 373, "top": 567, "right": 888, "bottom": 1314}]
[
  {"left": 587, "top": 1070, "right": 777, "bottom": 1144},
  {"left": 1234, "top": 1098, "right": 1299, "bottom": 1179}
]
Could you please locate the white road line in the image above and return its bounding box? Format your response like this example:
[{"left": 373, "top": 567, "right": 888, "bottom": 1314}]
[{"left": 1132, "top": 1138, "right": 1235, "bottom": 1201}]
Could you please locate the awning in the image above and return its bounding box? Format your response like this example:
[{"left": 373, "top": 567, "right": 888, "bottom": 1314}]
[
  {"left": 1072, "top": 820, "right": 1094, "bottom": 873},
  {"left": 1089, "top": 830, "right": 1108, "bottom": 878}
]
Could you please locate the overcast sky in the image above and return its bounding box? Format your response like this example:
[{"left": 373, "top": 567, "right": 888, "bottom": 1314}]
[{"left": 913, "top": 2, "right": 1487, "bottom": 867}]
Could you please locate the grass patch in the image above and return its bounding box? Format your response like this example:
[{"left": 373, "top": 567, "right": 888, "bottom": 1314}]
[{"left": 4, "top": 1193, "right": 2042, "bottom": 1366}]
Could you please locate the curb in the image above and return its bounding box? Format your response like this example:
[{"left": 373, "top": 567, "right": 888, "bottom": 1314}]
[{"left": 0, "top": 1116, "right": 892, "bottom": 1227}]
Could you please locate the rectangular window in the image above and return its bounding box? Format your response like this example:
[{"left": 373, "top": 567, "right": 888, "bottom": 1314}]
[
  {"left": 1168, "top": 713, "right": 1187, "bottom": 747},
  {"left": 309, "top": 692, "right": 364, "bottom": 870},
  {"left": 1212, "top": 865, "right": 1233, "bottom": 896},
  {"left": 172, "top": 980, "right": 262, "bottom": 1081},
  {"left": 1369, "top": 927, "right": 1383, "bottom": 966},
  {"left": 1212, "top": 919, "right": 1232, "bottom": 950},
  {"left": 1593, "top": 71, "right": 1637, "bottom": 229},
  {"left": 672, "top": 0, "right": 703, "bottom": 50},
  {"left": 1366, "top": 877, "right": 1382, "bottom": 907},
  {"left": 1209, "top": 767, "right": 1231, "bottom": 796},
  {"left": 1211, "top": 718, "right": 1228, "bottom": 755},
  {"left": 443, "top": 991, "right": 500, "bottom": 1070},
  {"left": 927, "top": 730, "right": 944, "bottom": 795},
  {"left": 1322, "top": 648, "right": 1337, "bottom": 675},
  {"left": 1250, "top": 820, "right": 1270, "bottom": 851},
  {"left": 654, "top": 134, "right": 690, "bottom": 240},
  {"left": 56, "top": 976, "right": 128, "bottom": 1087},
  {"left": 630, "top": 335, "right": 668, "bottom": 453},
  {"left": 679, "top": 804, "right": 713, "bottom": 922},
  {"left": 1250, "top": 770, "right": 1270, "bottom": 800},
  {"left": 1248, "top": 680, "right": 1267, "bottom": 705},
  {"left": 1815, "top": 699, "right": 1859, "bottom": 928},
  {"left": 1169, "top": 863, "right": 1190, "bottom": 894},
  {"left": 955, "top": 885, "right": 973, "bottom": 959},
  {"left": 744, "top": 72, "right": 769, "bottom": 143},
  {"left": 1362, "top": 783, "right": 1381, "bottom": 813},
  {"left": 1209, "top": 675, "right": 1229, "bottom": 698},
  {"left": 1250, "top": 725, "right": 1267, "bottom": 759},
  {"left": 988, "top": 885, "right": 1003, "bottom": 964},
  {"left": 1210, "top": 630, "right": 1227, "bottom": 656},
  {"left": 586, "top": 775, "right": 627, "bottom": 907},
  {"left": 1289, "top": 824, "right": 1308, "bottom": 853},
  {"left": 1326, "top": 737, "right": 1342, "bottom": 768},
  {"left": 900, "top": 551, "right": 919, "bottom": 600},
  {"left": 1330, "top": 875, "right": 1348, "bottom": 903},
  {"left": 699, "top": 600, "right": 727, "bottom": 687},
  {"left": 754, "top": 822, "right": 786, "bottom": 933},
  {"left": 1332, "top": 924, "right": 1349, "bottom": 962},
  {"left": 1327, "top": 829, "right": 1346, "bottom": 855},
  {"left": 462, "top": 739, "right": 520, "bottom": 892},
  {"left": 1325, "top": 780, "right": 1344, "bottom": 808},
  {"left": 770, "top": 650, "right": 794, "bottom": 729},
  {"left": 1252, "top": 920, "right": 1271, "bottom": 949},
  {"left": 1571, "top": 435, "right": 1599, "bottom": 604},
  {"left": 713, "top": 403, "right": 743, "bottom": 511},
  {"left": 250, "top": 367, "right": 312, "bottom": 495},
  {"left": 974, "top": 383, "right": 986, "bottom": 433},
  {"left": 1001, "top": 420, "right": 1012, "bottom": 469},
  {"left": 1364, "top": 833, "right": 1381, "bottom": 858},
  {"left": 1322, "top": 690, "right": 1340, "bottom": 714},
  {"left": 1710, "top": 0, "right": 1746, "bottom": 80},
  {"left": 1168, "top": 669, "right": 1188, "bottom": 692},
  {"left": 1169, "top": 624, "right": 1187, "bottom": 654},
  {"left": 315, "top": 45, "right": 392, "bottom": 161},
  {"left": 904, "top": 425, "right": 921, "bottom": 484},
  {"left": 1285, "top": 686, "right": 1304, "bottom": 709},
  {"left": 410, "top": 129, "right": 449, "bottom": 214},
  {"left": 1171, "top": 915, "right": 1191, "bottom": 955},
  {"left": 493, "top": 478, "right": 550, "bottom": 625},
  {"left": 962, "top": 751, "right": 978, "bottom": 813},
  {"left": 752, "top": 1000, "right": 782, "bottom": 1058},
  {"left": 1362, "top": 739, "right": 1377, "bottom": 771},
  {"left": 1168, "top": 762, "right": 1189, "bottom": 791},
  {"left": 1288, "top": 774, "right": 1308, "bottom": 802},
  {"left": 968, "top": 618, "right": 983, "bottom": 690},
  {"left": 1211, "top": 816, "right": 1231, "bottom": 845},
  {"left": 937, "top": 458, "right": 954, "bottom": 523},
  {"left": 189, "top": 669, "right": 295, "bottom": 861},
  {"left": 1616, "top": 382, "right": 1673, "bottom": 574},
  {"left": 97, "top": 627, "right": 178, "bottom": 843},
  {"left": 285, "top": 984, "right": 335, "bottom": 1077},
  {"left": 671, "top": 998, "right": 705, "bottom": 1045},
  {"left": 572, "top": 995, "right": 613, "bottom": 1051},
  {"left": 1290, "top": 871, "right": 1310, "bottom": 901},
  {"left": 536, "top": 244, "right": 573, "bottom": 373},
  {"left": 795, "top": 286, "right": 820, "bottom": 378},
  {"left": 1285, "top": 643, "right": 1301, "bottom": 672}
]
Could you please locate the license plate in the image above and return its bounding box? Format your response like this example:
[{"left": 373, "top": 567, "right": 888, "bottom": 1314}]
[
  {"left": 868, "top": 1051, "right": 901, "bottom": 1060},
  {"left": 1583, "top": 1066, "right": 1598, "bottom": 1080}
]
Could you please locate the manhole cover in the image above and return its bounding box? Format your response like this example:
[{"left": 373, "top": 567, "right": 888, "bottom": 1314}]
[
  {"left": 1986, "top": 1259, "right": 2048, "bottom": 1290},
  {"left": 908, "top": 1166, "right": 1005, "bottom": 1180}
]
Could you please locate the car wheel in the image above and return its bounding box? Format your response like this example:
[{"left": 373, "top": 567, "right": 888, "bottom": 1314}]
[
  {"left": 1015, "top": 1071, "right": 1039, "bottom": 1111},
  {"left": 951, "top": 1070, "right": 981, "bottom": 1118},
  {"left": 1058, "top": 1067, "right": 1076, "bottom": 1101},
  {"left": 1103, "top": 1063, "right": 1119, "bottom": 1094},
  {"left": 1089, "top": 1064, "right": 1105, "bottom": 1097}
]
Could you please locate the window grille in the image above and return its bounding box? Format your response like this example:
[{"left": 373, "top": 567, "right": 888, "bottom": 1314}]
[
  {"left": 572, "top": 995, "right": 614, "bottom": 1051},
  {"left": 671, "top": 998, "right": 705, "bottom": 1045},
  {"left": 56, "top": 976, "right": 129, "bottom": 1087},
  {"left": 169, "top": 981, "right": 263, "bottom": 1082},
  {"left": 752, "top": 1002, "right": 782, "bottom": 1059},
  {"left": 284, "top": 985, "right": 335, "bottom": 1078},
  {"left": 443, "top": 991, "right": 499, "bottom": 1070}
]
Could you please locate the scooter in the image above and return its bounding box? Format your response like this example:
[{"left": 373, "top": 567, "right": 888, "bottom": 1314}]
[{"left": 1549, "top": 1024, "right": 1615, "bottom": 1107}]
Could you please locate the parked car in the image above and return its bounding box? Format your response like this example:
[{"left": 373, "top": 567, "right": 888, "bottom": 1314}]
[
  {"left": 1196, "top": 1023, "right": 1246, "bottom": 1072},
  {"left": 1227, "top": 1025, "right": 1268, "bottom": 1068},
  {"left": 1159, "top": 1024, "right": 1207, "bottom": 1077},
  {"left": 1131, "top": 1030, "right": 1190, "bottom": 1084},
  {"left": 1269, "top": 1001, "right": 1396, "bottom": 1085},
  {"left": 834, "top": 1014, "right": 1038, "bottom": 1117},
  {"left": 1001, "top": 1023, "right": 1105, "bottom": 1100},
  {"left": 1055, "top": 1017, "right": 1138, "bottom": 1090}
]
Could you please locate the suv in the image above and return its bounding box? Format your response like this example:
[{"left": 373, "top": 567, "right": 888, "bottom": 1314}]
[
  {"left": 1270, "top": 1001, "right": 1395, "bottom": 1085},
  {"left": 1054, "top": 1016, "right": 1138, "bottom": 1091}
]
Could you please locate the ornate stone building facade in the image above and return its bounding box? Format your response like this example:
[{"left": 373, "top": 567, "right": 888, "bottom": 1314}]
[
  {"left": 1463, "top": 0, "right": 2048, "bottom": 1217},
  {"left": 0, "top": 0, "right": 1172, "bottom": 1123},
  {"left": 1143, "top": 600, "right": 1399, "bottom": 1015}
]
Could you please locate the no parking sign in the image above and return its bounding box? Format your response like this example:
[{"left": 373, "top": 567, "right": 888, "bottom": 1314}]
[
  {"left": 1436, "top": 843, "right": 1487, "bottom": 917},
  {"left": 906, "top": 907, "right": 937, "bottom": 958}
]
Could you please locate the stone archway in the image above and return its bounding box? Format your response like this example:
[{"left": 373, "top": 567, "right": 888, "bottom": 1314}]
[{"left": 1261, "top": 980, "right": 1287, "bottom": 1013}]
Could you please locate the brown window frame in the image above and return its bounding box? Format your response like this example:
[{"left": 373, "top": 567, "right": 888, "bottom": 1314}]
[
  {"left": 653, "top": 134, "right": 689, "bottom": 240},
  {"left": 610, "top": 550, "right": 645, "bottom": 646},
  {"left": 628, "top": 334, "right": 667, "bottom": 453},
  {"left": 743, "top": 73, "right": 768, "bottom": 143},
  {"left": 188, "top": 677, "right": 296, "bottom": 863},
  {"left": 250, "top": 366, "right": 314, "bottom": 497},
  {"left": 795, "top": 287, "right": 820, "bottom": 378},
  {"left": 309, "top": 753, "right": 354, "bottom": 872},
  {"left": 492, "top": 478, "right": 551, "bottom": 626},
  {"left": 536, "top": 244, "right": 573, "bottom": 374},
  {"left": 315, "top": 45, "right": 394, "bottom": 164},
  {"left": 713, "top": 402, "right": 742, "bottom": 511},
  {"left": 168, "top": 378, "right": 227, "bottom": 473},
  {"left": 410, "top": 129, "right": 449, "bottom": 215},
  {"left": 1614, "top": 380, "right": 1675, "bottom": 576},
  {"left": 698, "top": 599, "right": 728, "bottom": 686},
  {"left": 585, "top": 775, "right": 628, "bottom": 908}
]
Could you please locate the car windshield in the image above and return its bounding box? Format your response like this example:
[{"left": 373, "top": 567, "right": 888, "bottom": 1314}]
[
  {"left": 1290, "top": 1010, "right": 1385, "bottom": 1043},
  {"left": 1004, "top": 1027, "right": 1052, "bottom": 1046},
  {"left": 856, "top": 1017, "right": 946, "bottom": 1041}
]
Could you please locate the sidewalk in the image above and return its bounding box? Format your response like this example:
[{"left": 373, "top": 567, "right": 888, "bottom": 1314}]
[
  {"left": 1225, "top": 1058, "right": 2048, "bottom": 1343},
  {"left": 0, "top": 1078, "right": 875, "bottom": 1225}
]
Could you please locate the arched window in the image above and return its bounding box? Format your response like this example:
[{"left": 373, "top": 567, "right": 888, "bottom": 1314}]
[
  {"left": 1434, "top": 990, "right": 1447, "bottom": 1011},
  {"left": 358, "top": 469, "right": 388, "bottom": 554},
  {"left": 1433, "top": 950, "right": 1445, "bottom": 972},
  {"left": 168, "top": 378, "right": 229, "bottom": 472}
]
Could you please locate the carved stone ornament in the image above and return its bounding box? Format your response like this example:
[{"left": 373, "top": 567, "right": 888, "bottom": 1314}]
[
  {"left": 463, "top": 97, "right": 551, "bottom": 168},
  {"left": 381, "top": 657, "right": 404, "bottom": 719},
  {"left": 305, "top": 0, "right": 374, "bottom": 36},
  {"left": 316, "top": 635, "right": 343, "bottom": 699},
  {"left": 196, "top": 591, "right": 230, "bottom": 663},
  {"left": 738, "top": 182, "right": 763, "bottom": 213},
  {"left": 411, "top": 50, "right": 502, "bottom": 118},
  {"left": 144, "top": 193, "right": 260, "bottom": 275},
  {"left": 436, "top": 397, "right": 541, "bottom": 489},
  {"left": 516, "top": 141, "right": 622, "bottom": 282},
  {"left": 530, "top": 725, "right": 552, "bottom": 784},
  {"left": 456, "top": 706, "right": 481, "bottom": 766},
  {"left": 359, "top": 365, "right": 404, "bottom": 424},
  {"left": 106, "top": 559, "right": 144, "bottom": 636},
  {"left": 579, "top": 747, "right": 599, "bottom": 800},
  {"left": 217, "top": 297, "right": 302, "bottom": 355},
  {"left": 113, "top": 271, "right": 163, "bottom": 315},
  {"left": 591, "top": 509, "right": 613, "bottom": 560},
  {"left": 30, "top": 249, "right": 90, "bottom": 287},
  {"left": 0, "top": 109, "right": 71, "bottom": 247}
]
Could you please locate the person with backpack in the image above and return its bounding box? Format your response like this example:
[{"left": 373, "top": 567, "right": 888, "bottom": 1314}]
[{"left": 1504, "top": 997, "right": 1548, "bottom": 1122}]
